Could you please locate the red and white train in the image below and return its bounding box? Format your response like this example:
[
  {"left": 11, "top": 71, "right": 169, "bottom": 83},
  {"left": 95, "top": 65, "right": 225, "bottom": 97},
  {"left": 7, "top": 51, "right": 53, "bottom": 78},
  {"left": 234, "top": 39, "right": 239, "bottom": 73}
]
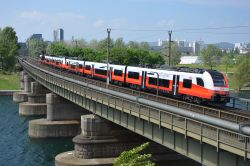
[{"left": 40, "top": 55, "right": 230, "bottom": 104}]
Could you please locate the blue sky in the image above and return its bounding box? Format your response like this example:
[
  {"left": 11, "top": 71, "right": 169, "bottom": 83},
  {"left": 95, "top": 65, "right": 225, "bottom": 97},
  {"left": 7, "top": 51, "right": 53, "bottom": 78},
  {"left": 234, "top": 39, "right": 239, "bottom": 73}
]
[{"left": 0, "top": 0, "right": 250, "bottom": 43}]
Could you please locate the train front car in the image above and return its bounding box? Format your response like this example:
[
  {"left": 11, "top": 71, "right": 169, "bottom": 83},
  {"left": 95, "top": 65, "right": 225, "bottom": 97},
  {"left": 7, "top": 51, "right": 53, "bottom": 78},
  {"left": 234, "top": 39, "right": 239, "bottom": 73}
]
[{"left": 203, "top": 70, "right": 230, "bottom": 104}]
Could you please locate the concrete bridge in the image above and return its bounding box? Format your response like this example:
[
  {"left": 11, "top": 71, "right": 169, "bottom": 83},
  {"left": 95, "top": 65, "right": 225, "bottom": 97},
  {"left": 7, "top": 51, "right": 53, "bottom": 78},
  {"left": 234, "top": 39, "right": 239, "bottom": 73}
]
[{"left": 15, "top": 57, "right": 250, "bottom": 166}]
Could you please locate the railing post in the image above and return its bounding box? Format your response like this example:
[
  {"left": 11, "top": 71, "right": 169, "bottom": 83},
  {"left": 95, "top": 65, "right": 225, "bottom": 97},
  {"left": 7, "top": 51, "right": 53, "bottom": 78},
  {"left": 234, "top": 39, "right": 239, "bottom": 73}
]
[
  {"left": 217, "top": 128, "right": 220, "bottom": 152},
  {"left": 159, "top": 111, "right": 161, "bottom": 128},
  {"left": 233, "top": 98, "right": 236, "bottom": 108}
]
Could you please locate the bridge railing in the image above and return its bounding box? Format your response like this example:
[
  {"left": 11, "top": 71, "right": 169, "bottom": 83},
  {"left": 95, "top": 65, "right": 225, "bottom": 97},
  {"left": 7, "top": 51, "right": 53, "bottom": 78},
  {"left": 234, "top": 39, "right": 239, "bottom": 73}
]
[
  {"left": 20, "top": 58, "right": 250, "bottom": 159},
  {"left": 228, "top": 97, "right": 250, "bottom": 111}
]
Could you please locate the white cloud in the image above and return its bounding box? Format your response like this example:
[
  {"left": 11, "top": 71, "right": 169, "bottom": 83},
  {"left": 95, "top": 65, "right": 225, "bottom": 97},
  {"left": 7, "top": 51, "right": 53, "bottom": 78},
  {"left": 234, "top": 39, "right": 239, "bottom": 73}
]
[
  {"left": 93, "top": 19, "right": 105, "bottom": 28},
  {"left": 18, "top": 10, "right": 86, "bottom": 26},
  {"left": 20, "top": 11, "right": 47, "bottom": 21},
  {"left": 180, "top": 0, "right": 250, "bottom": 8},
  {"left": 15, "top": 10, "right": 87, "bottom": 41},
  {"left": 156, "top": 19, "right": 175, "bottom": 28},
  {"left": 110, "top": 18, "right": 127, "bottom": 28}
]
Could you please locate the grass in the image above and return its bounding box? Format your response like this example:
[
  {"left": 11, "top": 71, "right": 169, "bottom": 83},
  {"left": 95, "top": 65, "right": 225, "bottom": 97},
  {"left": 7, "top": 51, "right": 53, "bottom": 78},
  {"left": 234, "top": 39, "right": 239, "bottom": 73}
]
[{"left": 0, "top": 71, "right": 20, "bottom": 90}]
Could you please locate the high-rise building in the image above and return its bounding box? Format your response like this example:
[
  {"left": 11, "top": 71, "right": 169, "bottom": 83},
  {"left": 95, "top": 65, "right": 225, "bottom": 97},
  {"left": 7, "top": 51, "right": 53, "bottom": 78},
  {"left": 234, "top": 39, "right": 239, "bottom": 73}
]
[
  {"left": 27, "top": 34, "right": 43, "bottom": 41},
  {"left": 192, "top": 41, "right": 201, "bottom": 56},
  {"left": 53, "top": 28, "right": 64, "bottom": 42}
]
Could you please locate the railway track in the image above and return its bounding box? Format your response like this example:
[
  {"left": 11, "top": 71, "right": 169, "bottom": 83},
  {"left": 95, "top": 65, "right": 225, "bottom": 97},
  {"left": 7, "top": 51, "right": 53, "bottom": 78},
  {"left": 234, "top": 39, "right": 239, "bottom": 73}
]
[{"left": 23, "top": 57, "right": 250, "bottom": 124}]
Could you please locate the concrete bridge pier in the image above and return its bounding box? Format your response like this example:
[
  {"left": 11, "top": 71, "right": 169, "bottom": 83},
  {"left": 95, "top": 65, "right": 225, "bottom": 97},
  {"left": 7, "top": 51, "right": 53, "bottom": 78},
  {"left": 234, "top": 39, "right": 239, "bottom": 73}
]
[
  {"left": 29, "top": 93, "right": 89, "bottom": 138},
  {"left": 19, "top": 82, "right": 49, "bottom": 116},
  {"left": 55, "top": 114, "right": 183, "bottom": 166},
  {"left": 19, "top": 70, "right": 25, "bottom": 90},
  {"left": 13, "top": 73, "right": 33, "bottom": 103}
]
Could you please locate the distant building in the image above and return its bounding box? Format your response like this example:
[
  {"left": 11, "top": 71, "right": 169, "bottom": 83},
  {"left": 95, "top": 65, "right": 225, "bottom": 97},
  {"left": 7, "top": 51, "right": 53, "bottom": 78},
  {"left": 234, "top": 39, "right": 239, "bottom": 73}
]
[
  {"left": 234, "top": 42, "right": 249, "bottom": 54},
  {"left": 27, "top": 34, "right": 43, "bottom": 41},
  {"left": 176, "top": 40, "right": 202, "bottom": 56},
  {"left": 180, "top": 56, "right": 201, "bottom": 64},
  {"left": 158, "top": 39, "right": 163, "bottom": 46},
  {"left": 192, "top": 41, "right": 201, "bottom": 56},
  {"left": 53, "top": 28, "right": 64, "bottom": 42}
]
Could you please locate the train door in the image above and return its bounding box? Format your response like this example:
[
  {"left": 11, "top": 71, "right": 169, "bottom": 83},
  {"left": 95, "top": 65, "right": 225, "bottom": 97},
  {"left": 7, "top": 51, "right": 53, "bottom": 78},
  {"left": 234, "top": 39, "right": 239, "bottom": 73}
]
[
  {"left": 109, "top": 67, "right": 113, "bottom": 81},
  {"left": 141, "top": 71, "right": 147, "bottom": 89},
  {"left": 91, "top": 64, "right": 94, "bottom": 77},
  {"left": 172, "top": 75, "right": 180, "bottom": 96}
]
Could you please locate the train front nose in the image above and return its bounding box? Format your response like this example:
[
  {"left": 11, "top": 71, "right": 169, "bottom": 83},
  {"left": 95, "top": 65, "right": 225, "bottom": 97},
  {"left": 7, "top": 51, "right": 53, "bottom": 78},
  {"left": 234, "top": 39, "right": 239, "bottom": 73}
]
[{"left": 212, "top": 91, "right": 230, "bottom": 103}]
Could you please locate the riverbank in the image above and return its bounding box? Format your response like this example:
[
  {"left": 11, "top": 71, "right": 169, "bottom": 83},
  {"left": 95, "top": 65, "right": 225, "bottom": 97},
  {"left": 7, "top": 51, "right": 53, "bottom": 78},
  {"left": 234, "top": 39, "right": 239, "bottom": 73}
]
[
  {"left": 0, "top": 90, "right": 22, "bottom": 96},
  {"left": 0, "top": 72, "right": 20, "bottom": 90}
]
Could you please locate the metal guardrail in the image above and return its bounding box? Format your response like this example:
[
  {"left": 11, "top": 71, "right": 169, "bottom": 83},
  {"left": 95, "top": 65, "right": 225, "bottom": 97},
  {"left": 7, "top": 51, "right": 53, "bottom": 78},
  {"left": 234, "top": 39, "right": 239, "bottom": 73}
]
[
  {"left": 20, "top": 58, "right": 250, "bottom": 159},
  {"left": 228, "top": 97, "right": 250, "bottom": 111},
  {"left": 26, "top": 58, "right": 250, "bottom": 124}
]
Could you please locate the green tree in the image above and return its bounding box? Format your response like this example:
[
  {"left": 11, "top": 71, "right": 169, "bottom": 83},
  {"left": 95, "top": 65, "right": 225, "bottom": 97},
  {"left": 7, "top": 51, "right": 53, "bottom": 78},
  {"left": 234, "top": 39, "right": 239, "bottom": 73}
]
[
  {"left": 128, "top": 41, "right": 139, "bottom": 49},
  {"left": 114, "top": 142, "right": 155, "bottom": 166},
  {"left": 161, "top": 42, "right": 181, "bottom": 66},
  {"left": 201, "top": 45, "right": 223, "bottom": 69},
  {"left": 27, "top": 38, "right": 47, "bottom": 57},
  {"left": 88, "top": 39, "right": 99, "bottom": 50},
  {"left": 148, "top": 52, "right": 164, "bottom": 66},
  {"left": 139, "top": 42, "right": 150, "bottom": 50},
  {"left": 47, "top": 42, "right": 69, "bottom": 56},
  {"left": 114, "top": 38, "right": 126, "bottom": 48},
  {"left": 234, "top": 55, "right": 250, "bottom": 90},
  {"left": 0, "top": 26, "right": 19, "bottom": 71},
  {"left": 110, "top": 47, "right": 128, "bottom": 64},
  {"left": 222, "top": 53, "right": 234, "bottom": 74}
]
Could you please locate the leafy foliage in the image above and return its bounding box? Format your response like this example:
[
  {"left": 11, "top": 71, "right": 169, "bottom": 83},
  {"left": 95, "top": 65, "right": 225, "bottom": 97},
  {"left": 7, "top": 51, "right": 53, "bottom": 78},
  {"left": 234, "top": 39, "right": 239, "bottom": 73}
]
[
  {"left": 46, "top": 42, "right": 69, "bottom": 56},
  {"left": 201, "top": 45, "right": 223, "bottom": 69},
  {"left": 0, "top": 27, "right": 19, "bottom": 71},
  {"left": 234, "top": 54, "right": 250, "bottom": 90},
  {"left": 114, "top": 142, "right": 155, "bottom": 166},
  {"left": 161, "top": 42, "right": 181, "bottom": 66},
  {"left": 27, "top": 38, "right": 47, "bottom": 57},
  {"left": 43, "top": 38, "right": 163, "bottom": 67},
  {"left": 222, "top": 53, "right": 234, "bottom": 74}
]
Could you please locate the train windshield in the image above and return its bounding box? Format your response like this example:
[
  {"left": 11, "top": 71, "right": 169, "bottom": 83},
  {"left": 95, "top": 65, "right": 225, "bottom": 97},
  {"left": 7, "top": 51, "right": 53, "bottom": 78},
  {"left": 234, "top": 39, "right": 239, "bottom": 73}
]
[{"left": 208, "top": 70, "right": 226, "bottom": 87}]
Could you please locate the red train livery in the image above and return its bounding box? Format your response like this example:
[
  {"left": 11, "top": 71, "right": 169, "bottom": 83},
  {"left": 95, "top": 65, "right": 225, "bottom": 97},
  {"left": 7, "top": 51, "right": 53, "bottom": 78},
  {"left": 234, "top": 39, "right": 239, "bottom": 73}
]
[{"left": 40, "top": 55, "right": 230, "bottom": 104}]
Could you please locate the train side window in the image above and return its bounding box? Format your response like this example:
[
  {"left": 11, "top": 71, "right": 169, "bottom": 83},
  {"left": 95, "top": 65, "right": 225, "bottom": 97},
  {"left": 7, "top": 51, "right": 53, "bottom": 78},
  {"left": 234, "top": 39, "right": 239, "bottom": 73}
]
[
  {"left": 79, "top": 64, "right": 83, "bottom": 69},
  {"left": 159, "top": 79, "right": 169, "bottom": 88},
  {"left": 70, "top": 64, "right": 76, "bottom": 69},
  {"left": 149, "top": 78, "right": 169, "bottom": 87},
  {"left": 66, "top": 62, "right": 69, "bottom": 66},
  {"left": 128, "top": 72, "right": 139, "bottom": 79},
  {"left": 95, "top": 69, "right": 107, "bottom": 75},
  {"left": 149, "top": 77, "right": 157, "bottom": 85},
  {"left": 114, "top": 69, "right": 123, "bottom": 76},
  {"left": 85, "top": 65, "right": 91, "bottom": 70},
  {"left": 196, "top": 78, "right": 204, "bottom": 87},
  {"left": 183, "top": 79, "right": 192, "bottom": 88}
]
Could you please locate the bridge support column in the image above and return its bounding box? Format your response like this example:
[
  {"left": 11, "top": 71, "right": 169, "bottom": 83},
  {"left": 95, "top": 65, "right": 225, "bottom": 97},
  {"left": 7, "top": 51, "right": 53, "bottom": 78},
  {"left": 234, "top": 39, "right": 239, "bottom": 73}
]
[
  {"left": 19, "top": 82, "right": 48, "bottom": 116},
  {"left": 19, "top": 70, "right": 25, "bottom": 90},
  {"left": 55, "top": 114, "right": 179, "bottom": 166},
  {"left": 13, "top": 74, "right": 34, "bottom": 103},
  {"left": 28, "top": 93, "right": 89, "bottom": 138}
]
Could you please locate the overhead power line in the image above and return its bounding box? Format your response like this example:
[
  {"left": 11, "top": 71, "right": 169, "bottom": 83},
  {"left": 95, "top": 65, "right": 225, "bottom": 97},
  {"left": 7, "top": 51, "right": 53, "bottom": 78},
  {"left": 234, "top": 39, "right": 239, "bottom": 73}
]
[
  {"left": 112, "top": 25, "right": 250, "bottom": 32},
  {"left": 83, "top": 30, "right": 106, "bottom": 39}
]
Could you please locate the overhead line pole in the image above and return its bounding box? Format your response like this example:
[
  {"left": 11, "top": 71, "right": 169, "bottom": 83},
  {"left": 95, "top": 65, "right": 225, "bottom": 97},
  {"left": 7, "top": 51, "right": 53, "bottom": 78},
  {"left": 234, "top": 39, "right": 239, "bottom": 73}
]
[
  {"left": 106, "top": 28, "right": 111, "bottom": 85},
  {"left": 168, "top": 30, "right": 172, "bottom": 67}
]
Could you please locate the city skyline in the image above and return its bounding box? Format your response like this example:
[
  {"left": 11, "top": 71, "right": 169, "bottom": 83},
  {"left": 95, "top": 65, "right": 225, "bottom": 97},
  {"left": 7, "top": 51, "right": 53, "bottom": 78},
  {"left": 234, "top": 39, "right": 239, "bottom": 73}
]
[{"left": 0, "top": 0, "right": 250, "bottom": 43}]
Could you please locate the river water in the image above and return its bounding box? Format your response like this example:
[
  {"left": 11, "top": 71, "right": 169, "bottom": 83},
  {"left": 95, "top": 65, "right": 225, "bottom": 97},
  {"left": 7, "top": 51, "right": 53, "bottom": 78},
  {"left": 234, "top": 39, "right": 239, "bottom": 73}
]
[{"left": 0, "top": 96, "right": 73, "bottom": 166}]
